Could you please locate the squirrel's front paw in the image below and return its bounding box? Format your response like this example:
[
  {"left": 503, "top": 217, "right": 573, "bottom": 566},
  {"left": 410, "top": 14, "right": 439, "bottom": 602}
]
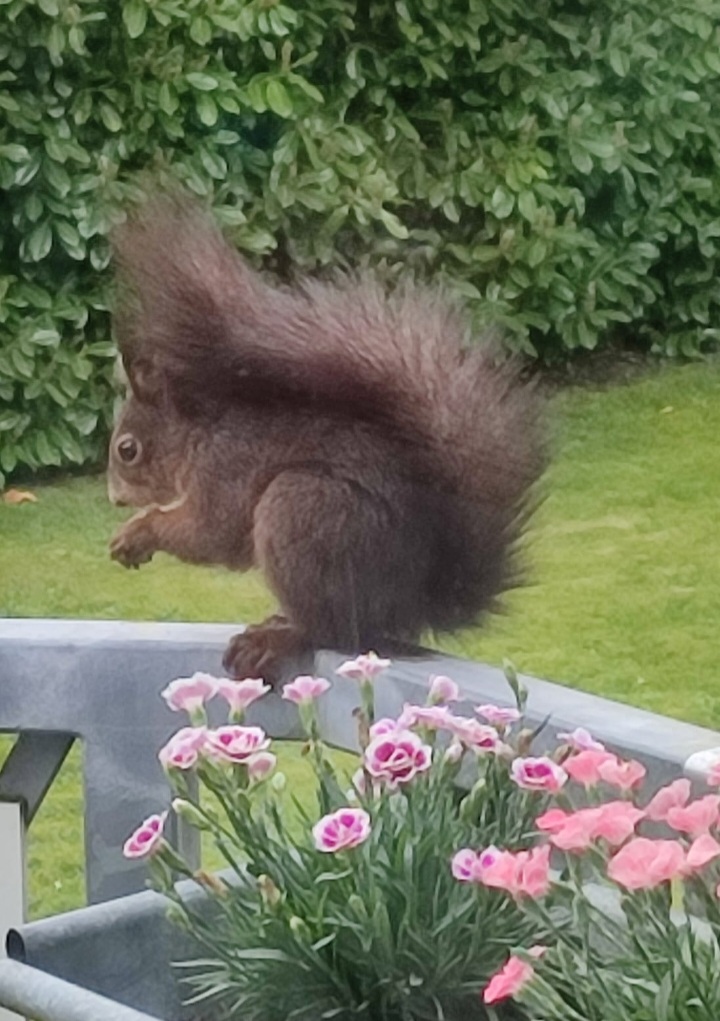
[
  {"left": 110, "top": 520, "right": 156, "bottom": 569},
  {"left": 222, "top": 617, "right": 309, "bottom": 687}
]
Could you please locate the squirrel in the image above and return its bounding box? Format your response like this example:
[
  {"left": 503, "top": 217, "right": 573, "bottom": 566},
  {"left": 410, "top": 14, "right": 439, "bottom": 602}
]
[{"left": 107, "top": 192, "right": 546, "bottom": 684}]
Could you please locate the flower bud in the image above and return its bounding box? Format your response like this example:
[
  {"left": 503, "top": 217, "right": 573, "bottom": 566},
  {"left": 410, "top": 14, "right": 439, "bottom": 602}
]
[
  {"left": 347, "top": 893, "right": 367, "bottom": 917},
  {"left": 502, "top": 659, "right": 527, "bottom": 710},
  {"left": 289, "top": 915, "right": 310, "bottom": 937},
  {"left": 459, "top": 778, "right": 487, "bottom": 821},
  {"left": 515, "top": 727, "right": 536, "bottom": 757},
  {"left": 165, "top": 903, "right": 191, "bottom": 929},
  {"left": 258, "top": 874, "right": 282, "bottom": 908},
  {"left": 271, "top": 771, "right": 287, "bottom": 793},
  {"left": 194, "top": 870, "right": 229, "bottom": 897},
  {"left": 443, "top": 739, "right": 464, "bottom": 765},
  {"left": 172, "top": 798, "right": 208, "bottom": 829}
]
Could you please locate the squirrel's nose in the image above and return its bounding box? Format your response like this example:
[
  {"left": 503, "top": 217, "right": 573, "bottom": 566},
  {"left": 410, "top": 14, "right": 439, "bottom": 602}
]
[{"left": 107, "top": 478, "right": 127, "bottom": 507}]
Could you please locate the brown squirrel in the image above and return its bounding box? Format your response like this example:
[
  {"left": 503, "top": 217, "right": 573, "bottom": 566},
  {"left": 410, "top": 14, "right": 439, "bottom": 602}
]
[{"left": 107, "top": 193, "right": 545, "bottom": 683}]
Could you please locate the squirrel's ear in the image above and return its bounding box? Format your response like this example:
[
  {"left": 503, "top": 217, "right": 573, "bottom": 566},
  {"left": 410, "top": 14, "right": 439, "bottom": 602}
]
[{"left": 124, "top": 355, "right": 167, "bottom": 405}]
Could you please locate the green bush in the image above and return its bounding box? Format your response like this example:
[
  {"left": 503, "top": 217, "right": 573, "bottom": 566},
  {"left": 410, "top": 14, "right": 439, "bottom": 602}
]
[{"left": 3, "top": 0, "right": 720, "bottom": 483}]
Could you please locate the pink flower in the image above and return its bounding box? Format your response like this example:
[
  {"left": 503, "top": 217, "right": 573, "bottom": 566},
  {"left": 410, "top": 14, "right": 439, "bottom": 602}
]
[
  {"left": 161, "top": 673, "right": 218, "bottom": 714},
  {"left": 483, "top": 956, "right": 534, "bottom": 1005},
  {"left": 511, "top": 756, "right": 568, "bottom": 793},
  {"left": 451, "top": 846, "right": 500, "bottom": 883},
  {"left": 364, "top": 729, "right": 432, "bottom": 786},
  {"left": 557, "top": 727, "right": 605, "bottom": 752},
  {"left": 428, "top": 675, "right": 460, "bottom": 703},
  {"left": 247, "top": 751, "right": 277, "bottom": 781},
  {"left": 475, "top": 704, "right": 521, "bottom": 727},
  {"left": 397, "top": 703, "right": 454, "bottom": 731},
  {"left": 564, "top": 749, "right": 618, "bottom": 787},
  {"left": 123, "top": 812, "right": 168, "bottom": 860},
  {"left": 158, "top": 726, "right": 207, "bottom": 770},
  {"left": 666, "top": 794, "right": 720, "bottom": 837},
  {"left": 281, "top": 675, "right": 331, "bottom": 704},
  {"left": 449, "top": 717, "right": 501, "bottom": 753},
  {"left": 707, "top": 761, "right": 720, "bottom": 787},
  {"left": 541, "top": 803, "right": 643, "bottom": 852},
  {"left": 591, "top": 802, "right": 645, "bottom": 846},
  {"left": 204, "top": 725, "right": 270, "bottom": 763},
  {"left": 369, "top": 717, "right": 399, "bottom": 738},
  {"left": 515, "top": 845, "right": 552, "bottom": 898},
  {"left": 335, "top": 653, "right": 391, "bottom": 681},
  {"left": 216, "top": 677, "right": 270, "bottom": 713},
  {"left": 597, "top": 757, "right": 647, "bottom": 791},
  {"left": 312, "top": 807, "right": 371, "bottom": 852},
  {"left": 481, "top": 845, "right": 551, "bottom": 899},
  {"left": 536, "top": 808, "right": 570, "bottom": 834},
  {"left": 608, "top": 838, "right": 686, "bottom": 890},
  {"left": 687, "top": 834, "right": 720, "bottom": 870},
  {"left": 644, "top": 779, "right": 691, "bottom": 822},
  {"left": 548, "top": 808, "right": 601, "bottom": 852}
]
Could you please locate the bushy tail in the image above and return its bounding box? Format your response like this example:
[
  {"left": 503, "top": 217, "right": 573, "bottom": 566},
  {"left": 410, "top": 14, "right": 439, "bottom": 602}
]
[{"left": 113, "top": 193, "right": 546, "bottom": 631}]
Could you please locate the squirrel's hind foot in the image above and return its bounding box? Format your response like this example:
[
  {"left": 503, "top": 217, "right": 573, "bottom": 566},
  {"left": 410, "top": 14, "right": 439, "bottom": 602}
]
[{"left": 222, "top": 615, "right": 311, "bottom": 687}]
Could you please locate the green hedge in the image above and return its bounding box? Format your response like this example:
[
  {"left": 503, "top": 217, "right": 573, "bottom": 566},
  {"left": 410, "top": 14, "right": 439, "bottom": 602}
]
[{"left": 3, "top": 0, "right": 720, "bottom": 484}]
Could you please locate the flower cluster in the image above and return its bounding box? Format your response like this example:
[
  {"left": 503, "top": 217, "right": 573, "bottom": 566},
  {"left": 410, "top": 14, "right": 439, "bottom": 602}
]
[
  {"left": 122, "top": 654, "right": 554, "bottom": 1021},
  {"left": 123, "top": 654, "right": 720, "bottom": 1021},
  {"left": 457, "top": 737, "right": 720, "bottom": 1016}
]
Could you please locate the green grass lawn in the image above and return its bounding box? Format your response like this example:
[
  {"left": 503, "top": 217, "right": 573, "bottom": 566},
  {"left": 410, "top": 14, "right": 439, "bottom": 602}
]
[{"left": 3, "top": 358, "right": 720, "bottom": 916}]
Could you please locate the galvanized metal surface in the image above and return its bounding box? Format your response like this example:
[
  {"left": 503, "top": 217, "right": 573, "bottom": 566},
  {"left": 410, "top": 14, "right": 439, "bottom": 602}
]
[
  {"left": 0, "top": 960, "right": 157, "bottom": 1021},
  {"left": 0, "top": 802, "right": 24, "bottom": 1021},
  {"left": 2, "top": 618, "right": 720, "bottom": 907},
  {"left": 5, "top": 879, "right": 212, "bottom": 1021},
  {"left": 0, "top": 731, "right": 75, "bottom": 823},
  {"left": 0, "top": 619, "right": 303, "bottom": 904}
]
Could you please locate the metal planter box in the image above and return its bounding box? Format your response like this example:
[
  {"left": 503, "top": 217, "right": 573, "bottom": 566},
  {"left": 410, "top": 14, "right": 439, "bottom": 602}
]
[{"left": 0, "top": 883, "right": 200, "bottom": 1021}]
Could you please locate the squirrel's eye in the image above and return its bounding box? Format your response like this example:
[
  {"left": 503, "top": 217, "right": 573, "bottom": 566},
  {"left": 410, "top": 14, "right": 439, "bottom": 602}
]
[{"left": 116, "top": 435, "right": 141, "bottom": 465}]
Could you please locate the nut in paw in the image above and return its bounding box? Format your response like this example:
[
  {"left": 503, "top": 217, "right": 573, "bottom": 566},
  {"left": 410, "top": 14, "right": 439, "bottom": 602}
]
[{"left": 110, "top": 521, "right": 156, "bottom": 569}]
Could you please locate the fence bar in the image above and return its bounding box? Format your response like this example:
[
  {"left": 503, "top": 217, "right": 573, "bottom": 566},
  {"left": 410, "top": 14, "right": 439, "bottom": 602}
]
[{"left": 0, "top": 801, "right": 25, "bottom": 1021}]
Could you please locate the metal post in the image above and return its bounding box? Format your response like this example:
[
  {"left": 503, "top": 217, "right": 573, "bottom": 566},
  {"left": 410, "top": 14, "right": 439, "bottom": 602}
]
[{"left": 0, "top": 800, "right": 24, "bottom": 1021}]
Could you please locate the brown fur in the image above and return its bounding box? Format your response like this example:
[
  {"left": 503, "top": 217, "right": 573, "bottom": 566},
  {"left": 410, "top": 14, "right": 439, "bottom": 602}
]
[{"left": 107, "top": 192, "right": 546, "bottom": 682}]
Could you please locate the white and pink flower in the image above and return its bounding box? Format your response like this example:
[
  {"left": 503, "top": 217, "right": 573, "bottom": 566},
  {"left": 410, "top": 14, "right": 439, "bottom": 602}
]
[
  {"left": 158, "top": 726, "right": 207, "bottom": 770},
  {"left": 204, "top": 725, "right": 271, "bottom": 764},
  {"left": 556, "top": 727, "right": 605, "bottom": 752},
  {"left": 428, "top": 675, "right": 460, "bottom": 703},
  {"left": 161, "top": 673, "right": 218, "bottom": 714},
  {"left": 123, "top": 812, "right": 168, "bottom": 860},
  {"left": 247, "top": 751, "right": 277, "bottom": 782},
  {"left": 451, "top": 846, "right": 501, "bottom": 883},
  {"left": 281, "top": 675, "right": 331, "bottom": 704},
  {"left": 364, "top": 729, "right": 432, "bottom": 786},
  {"left": 396, "top": 703, "right": 454, "bottom": 731},
  {"left": 216, "top": 677, "right": 270, "bottom": 714},
  {"left": 475, "top": 704, "right": 521, "bottom": 728},
  {"left": 449, "top": 717, "right": 501, "bottom": 753},
  {"left": 369, "top": 717, "right": 399, "bottom": 738},
  {"left": 459, "top": 844, "right": 552, "bottom": 899},
  {"left": 335, "top": 653, "right": 391, "bottom": 682},
  {"left": 312, "top": 807, "right": 371, "bottom": 852},
  {"left": 511, "top": 756, "right": 568, "bottom": 793}
]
